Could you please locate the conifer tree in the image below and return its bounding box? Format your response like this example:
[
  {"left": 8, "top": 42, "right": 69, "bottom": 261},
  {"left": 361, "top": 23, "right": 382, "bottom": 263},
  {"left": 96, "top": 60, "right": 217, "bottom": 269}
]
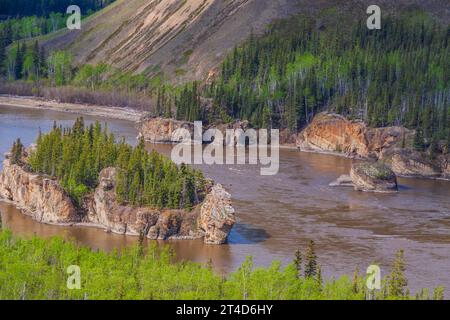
[
  {"left": 388, "top": 249, "right": 408, "bottom": 298},
  {"left": 304, "top": 240, "right": 317, "bottom": 278},
  {"left": 293, "top": 249, "right": 302, "bottom": 278}
]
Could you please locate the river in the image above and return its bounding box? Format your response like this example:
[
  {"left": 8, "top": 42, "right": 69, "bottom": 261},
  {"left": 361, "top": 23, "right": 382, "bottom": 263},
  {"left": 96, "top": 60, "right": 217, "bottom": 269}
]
[{"left": 1, "top": 104, "right": 449, "bottom": 295}]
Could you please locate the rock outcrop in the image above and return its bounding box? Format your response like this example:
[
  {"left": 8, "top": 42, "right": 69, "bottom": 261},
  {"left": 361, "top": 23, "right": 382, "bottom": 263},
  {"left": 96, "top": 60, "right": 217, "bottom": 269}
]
[
  {"left": 330, "top": 161, "right": 398, "bottom": 193},
  {"left": 296, "top": 113, "right": 371, "bottom": 158},
  {"left": 139, "top": 117, "right": 253, "bottom": 145},
  {"left": 298, "top": 112, "right": 449, "bottom": 180},
  {"left": 138, "top": 117, "right": 194, "bottom": 144},
  {"left": 0, "top": 159, "right": 236, "bottom": 244},
  {"left": 383, "top": 149, "right": 450, "bottom": 179},
  {"left": 350, "top": 162, "right": 398, "bottom": 192},
  {"left": 198, "top": 184, "right": 236, "bottom": 244},
  {"left": 296, "top": 112, "right": 413, "bottom": 158},
  {"left": 0, "top": 158, "right": 80, "bottom": 223}
]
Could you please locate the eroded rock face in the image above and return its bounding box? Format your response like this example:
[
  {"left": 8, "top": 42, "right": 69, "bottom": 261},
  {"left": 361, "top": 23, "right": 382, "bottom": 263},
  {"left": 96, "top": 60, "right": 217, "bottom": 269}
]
[
  {"left": 91, "top": 169, "right": 235, "bottom": 243},
  {"left": 350, "top": 162, "right": 398, "bottom": 192},
  {"left": 296, "top": 113, "right": 414, "bottom": 159},
  {"left": 296, "top": 113, "right": 370, "bottom": 157},
  {"left": 0, "top": 159, "right": 236, "bottom": 244},
  {"left": 88, "top": 167, "right": 201, "bottom": 240},
  {"left": 139, "top": 117, "right": 194, "bottom": 144},
  {"left": 383, "top": 149, "right": 448, "bottom": 179},
  {"left": 139, "top": 117, "right": 254, "bottom": 145},
  {"left": 0, "top": 159, "right": 79, "bottom": 223},
  {"left": 198, "top": 184, "right": 236, "bottom": 244},
  {"left": 297, "top": 112, "right": 450, "bottom": 180}
]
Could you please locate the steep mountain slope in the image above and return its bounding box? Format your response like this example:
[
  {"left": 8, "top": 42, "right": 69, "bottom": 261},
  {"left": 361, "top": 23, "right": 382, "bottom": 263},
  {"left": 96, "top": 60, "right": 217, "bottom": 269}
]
[{"left": 43, "top": 0, "right": 449, "bottom": 83}]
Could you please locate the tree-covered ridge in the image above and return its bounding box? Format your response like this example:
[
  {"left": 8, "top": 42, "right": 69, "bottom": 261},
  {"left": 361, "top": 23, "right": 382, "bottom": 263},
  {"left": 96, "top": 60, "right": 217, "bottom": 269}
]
[
  {"left": 185, "top": 11, "right": 448, "bottom": 147},
  {"left": 0, "top": 0, "right": 115, "bottom": 18},
  {"left": 26, "top": 118, "right": 206, "bottom": 209},
  {"left": 0, "top": 1, "right": 115, "bottom": 78},
  {"left": 1, "top": 9, "right": 448, "bottom": 151},
  {"left": 0, "top": 229, "right": 444, "bottom": 300}
]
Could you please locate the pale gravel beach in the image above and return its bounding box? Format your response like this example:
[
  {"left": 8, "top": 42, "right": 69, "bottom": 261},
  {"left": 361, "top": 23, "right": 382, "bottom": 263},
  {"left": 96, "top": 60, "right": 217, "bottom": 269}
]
[{"left": 0, "top": 95, "right": 147, "bottom": 122}]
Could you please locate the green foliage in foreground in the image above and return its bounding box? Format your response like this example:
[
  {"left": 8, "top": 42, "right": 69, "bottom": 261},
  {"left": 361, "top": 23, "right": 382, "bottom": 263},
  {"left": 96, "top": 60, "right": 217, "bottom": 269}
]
[
  {"left": 0, "top": 230, "right": 444, "bottom": 300},
  {"left": 27, "top": 118, "right": 206, "bottom": 209}
]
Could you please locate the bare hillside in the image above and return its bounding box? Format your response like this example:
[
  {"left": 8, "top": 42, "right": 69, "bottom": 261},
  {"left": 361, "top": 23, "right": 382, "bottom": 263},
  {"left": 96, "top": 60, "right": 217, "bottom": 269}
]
[{"left": 43, "top": 0, "right": 449, "bottom": 83}]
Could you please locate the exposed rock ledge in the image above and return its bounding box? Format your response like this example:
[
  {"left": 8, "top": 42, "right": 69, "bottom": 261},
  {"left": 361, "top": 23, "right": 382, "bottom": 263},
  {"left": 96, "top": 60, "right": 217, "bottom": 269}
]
[
  {"left": 330, "top": 161, "right": 398, "bottom": 193},
  {"left": 0, "top": 158, "right": 236, "bottom": 244},
  {"left": 138, "top": 117, "right": 253, "bottom": 144},
  {"left": 297, "top": 112, "right": 449, "bottom": 180}
]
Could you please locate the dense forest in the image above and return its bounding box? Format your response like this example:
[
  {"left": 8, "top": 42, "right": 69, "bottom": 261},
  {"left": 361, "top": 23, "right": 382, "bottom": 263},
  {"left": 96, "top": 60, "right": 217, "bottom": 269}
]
[
  {"left": 0, "top": 228, "right": 443, "bottom": 300},
  {"left": 0, "top": 9, "right": 448, "bottom": 152},
  {"left": 24, "top": 118, "right": 206, "bottom": 209},
  {"left": 0, "top": 0, "right": 115, "bottom": 76},
  {"left": 188, "top": 12, "right": 448, "bottom": 148},
  {"left": 0, "top": 0, "right": 115, "bottom": 18}
]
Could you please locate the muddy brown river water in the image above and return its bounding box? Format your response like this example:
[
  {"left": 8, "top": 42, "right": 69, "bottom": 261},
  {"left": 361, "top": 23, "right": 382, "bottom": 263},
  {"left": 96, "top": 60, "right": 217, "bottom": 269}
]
[{"left": 1, "top": 104, "right": 449, "bottom": 295}]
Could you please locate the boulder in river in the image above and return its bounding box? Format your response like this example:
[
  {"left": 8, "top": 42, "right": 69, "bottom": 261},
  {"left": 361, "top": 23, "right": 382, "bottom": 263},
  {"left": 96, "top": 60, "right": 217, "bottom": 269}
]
[
  {"left": 350, "top": 162, "right": 398, "bottom": 192},
  {"left": 330, "top": 161, "right": 398, "bottom": 193}
]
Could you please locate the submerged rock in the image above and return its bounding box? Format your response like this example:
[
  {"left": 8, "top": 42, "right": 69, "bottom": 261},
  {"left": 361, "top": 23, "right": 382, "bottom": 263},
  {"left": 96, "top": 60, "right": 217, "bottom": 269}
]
[{"left": 329, "top": 174, "right": 353, "bottom": 187}]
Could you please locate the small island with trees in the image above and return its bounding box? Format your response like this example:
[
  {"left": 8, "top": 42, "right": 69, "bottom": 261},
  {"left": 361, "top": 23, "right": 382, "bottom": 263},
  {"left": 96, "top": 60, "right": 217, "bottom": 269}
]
[{"left": 0, "top": 118, "right": 236, "bottom": 244}]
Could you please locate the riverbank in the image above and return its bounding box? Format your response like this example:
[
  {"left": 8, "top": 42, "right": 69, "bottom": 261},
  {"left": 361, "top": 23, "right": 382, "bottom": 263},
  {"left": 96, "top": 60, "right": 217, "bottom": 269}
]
[
  {"left": 2, "top": 95, "right": 449, "bottom": 181},
  {"left": 0, "top": 95, "right": 146, "bottom": 122}
]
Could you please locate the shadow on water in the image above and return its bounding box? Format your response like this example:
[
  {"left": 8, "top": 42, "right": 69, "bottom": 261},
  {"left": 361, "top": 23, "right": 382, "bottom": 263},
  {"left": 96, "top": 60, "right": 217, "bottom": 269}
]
[
  {"left": 397, "top": 184, "right": 412, "bottom": 191},
  {"left": 228, "top": 223, "right": 270, "bottom": 245}
]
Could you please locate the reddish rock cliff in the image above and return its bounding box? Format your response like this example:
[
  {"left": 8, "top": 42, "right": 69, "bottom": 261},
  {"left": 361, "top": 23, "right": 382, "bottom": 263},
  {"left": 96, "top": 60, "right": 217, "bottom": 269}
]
[
  {"left": 296, "top": 113, "right": 370, "bottom": 157},
  {"left": 0, "top": 158, "right": 80, "bottom": 224},
  {"left": 0, "top": 159, "right": 236, "bottom": 244},
  {"left": 298, "top": 112, "right": 448, "bottom": 180}
]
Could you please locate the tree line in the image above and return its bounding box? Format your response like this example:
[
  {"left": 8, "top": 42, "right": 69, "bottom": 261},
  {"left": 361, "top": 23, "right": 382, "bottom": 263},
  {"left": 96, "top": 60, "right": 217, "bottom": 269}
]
[
  {"left": 1, "top": 9, "right": 448, "bottom": 154},
  {"left": 0, "top": 0, "right": 115, "bottom": 18},
  {"left": 26, "top": 118, "right": 206, "bottom": 209},
  {"left": 180, "top": 11, "right": 449, "bottom": 153},
  {"left": 0, "top": 228, "right": 444, "bottom": 300}
]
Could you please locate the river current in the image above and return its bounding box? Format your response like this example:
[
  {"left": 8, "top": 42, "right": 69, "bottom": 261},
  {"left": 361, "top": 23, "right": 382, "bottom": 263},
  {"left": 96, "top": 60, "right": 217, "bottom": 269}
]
[{"left": 1, "top": 104, "right": 449, "bottom": 295}]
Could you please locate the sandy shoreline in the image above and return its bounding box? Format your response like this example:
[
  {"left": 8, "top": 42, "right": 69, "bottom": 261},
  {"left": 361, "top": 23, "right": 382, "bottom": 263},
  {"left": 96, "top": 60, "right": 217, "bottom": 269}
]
[{"left": 0, "top": 95, "right": 147, "bottom": 122}]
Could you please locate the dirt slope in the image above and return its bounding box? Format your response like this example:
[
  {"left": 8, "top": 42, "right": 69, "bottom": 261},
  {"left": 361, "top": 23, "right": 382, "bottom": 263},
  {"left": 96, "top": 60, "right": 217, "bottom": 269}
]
[{"left": 42, "top": 0, "right": 449, "bottom": 83}]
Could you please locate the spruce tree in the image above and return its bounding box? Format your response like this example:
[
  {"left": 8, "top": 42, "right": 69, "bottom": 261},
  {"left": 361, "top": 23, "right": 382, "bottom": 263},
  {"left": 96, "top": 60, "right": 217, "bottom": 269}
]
[
  {"left": 10, "top": 138, "right": 24, "bottom": 165},
  {"left": 304, "top": 240, "right": 317, "bottom": 278},
  {"left": 388, "top": 249, "right": 408, "bottom": 298},
  {"left": 413, "top": 128, "right": 425, "bottom": 152},
  {"left": 352, "top": 266, "right": 360, "bottom": 294},
  {"left": 293, "top": 249, "right": 302, "bottom": 278}
]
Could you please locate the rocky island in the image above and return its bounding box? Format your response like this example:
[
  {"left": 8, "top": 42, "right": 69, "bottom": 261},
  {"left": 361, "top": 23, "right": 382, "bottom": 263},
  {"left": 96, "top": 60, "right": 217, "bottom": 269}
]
[{"left": 0, "top": 120, "right": 236, "bottom": 244}]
